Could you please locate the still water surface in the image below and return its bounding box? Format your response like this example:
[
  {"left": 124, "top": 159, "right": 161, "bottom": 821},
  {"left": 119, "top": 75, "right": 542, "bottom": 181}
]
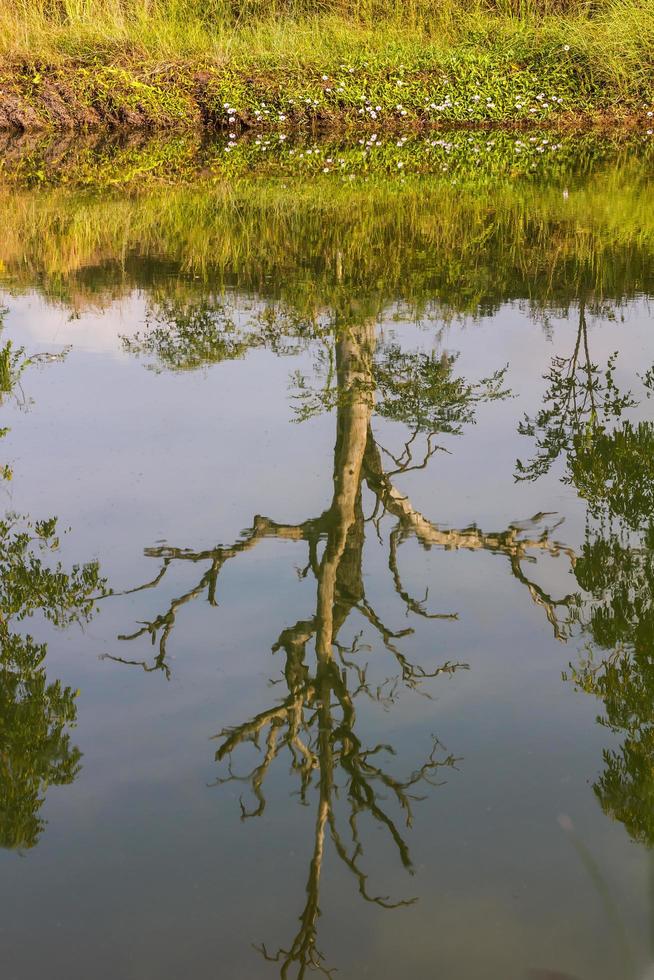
[{"left": 0, "top": 134, "right": 653, "bottom": 980}]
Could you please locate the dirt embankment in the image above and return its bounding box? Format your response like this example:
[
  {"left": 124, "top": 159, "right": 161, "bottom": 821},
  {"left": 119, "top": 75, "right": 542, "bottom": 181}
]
[
  {"left": 0, "top": 64, "right": 651, "bottom": 133},
  {"left": 0, "top": 67, "right": 222, "bottom": 131}
]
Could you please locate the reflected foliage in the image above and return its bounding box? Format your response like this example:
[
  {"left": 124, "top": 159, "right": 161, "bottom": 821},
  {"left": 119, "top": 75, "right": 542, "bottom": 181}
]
[
  {"left": 516, "top": 304, "right": 637, "bottom": 487},
  {"left": 566, "top": 528, "right": 654, "bottom": 845},
  {"left": 570, "top": 422, "right": 654, "bottom": 531},
  {"left": 518, "top": 312, "right": 654, "bottom": 846},
  {"left": 374, "top": 346, "right": 508, "bottom": 433},
  {"left": 124, "top": 301, "right": 323, "bottom": 374},
  {"left": 0, "top": 312, "right": 102, "bottom": 850},
  {"left": 0, "top": 630, "right": 80, "bottom": 850},
  {"left": 123, "top": 301, "right": 250, "bottom": 372},
  {"left": 0, "top": 516, "right": 105, "bottom": 850}
]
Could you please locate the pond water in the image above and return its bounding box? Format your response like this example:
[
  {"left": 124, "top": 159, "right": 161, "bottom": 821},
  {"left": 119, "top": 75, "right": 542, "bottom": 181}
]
[{"left": 0, "top": 132, "right": 653, "bottom": 980}]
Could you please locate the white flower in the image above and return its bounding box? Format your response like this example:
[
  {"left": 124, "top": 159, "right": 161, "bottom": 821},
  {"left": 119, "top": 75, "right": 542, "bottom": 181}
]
[
  {"left": 322, "top": 74, "right": 329, "bottom": 80},
  {"left": 397, "top": 161, "right": 404, "bottom": 168},
  {"left": 648, "top": 111, "right": 653, "bottom": 117},
  {"left": 564, "top": 44, "right": 570, "bottom": 51}
]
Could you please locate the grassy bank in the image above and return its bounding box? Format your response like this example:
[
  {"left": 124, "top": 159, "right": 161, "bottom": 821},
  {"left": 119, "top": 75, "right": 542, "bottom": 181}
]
[{"left": 0, "top": 0, "right": 653, "bottom": 130}]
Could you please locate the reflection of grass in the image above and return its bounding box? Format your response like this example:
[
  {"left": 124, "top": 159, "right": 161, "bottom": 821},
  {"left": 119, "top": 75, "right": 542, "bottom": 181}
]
[
  {"left": 0, "top": 1, "right": 654, "bottom": 126},
  {"left": 0, "top": 132, "right": 653, "bottom": 320},
  {"left": 4, "top": 129, "right": 652, "bottom": 188}
]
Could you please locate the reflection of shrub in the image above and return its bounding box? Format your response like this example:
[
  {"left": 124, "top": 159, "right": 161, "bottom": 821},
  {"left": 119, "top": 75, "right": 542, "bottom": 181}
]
[
  {"left": 376, "top": 346, "right": 509, "bottom": 433},
  {"left": 596, "top": 728, "right": 654, "bottom": 847},
  {"left": 571, "top": 421, "right": 654, "bottom": 530},
  {"left": 0, "top": 517, "right": 105, "bottom": 851},
  {"left": 0, "top": 632, "right": 82, "bottom": 851},
  {"left": 123, "top": 302, "right": 250, "bottom": 372}
]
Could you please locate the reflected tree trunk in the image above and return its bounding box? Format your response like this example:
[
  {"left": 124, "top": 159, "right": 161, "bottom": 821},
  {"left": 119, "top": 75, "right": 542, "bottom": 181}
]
[{"left": 106, "top": 320, "right": 583, "bottom": 977}]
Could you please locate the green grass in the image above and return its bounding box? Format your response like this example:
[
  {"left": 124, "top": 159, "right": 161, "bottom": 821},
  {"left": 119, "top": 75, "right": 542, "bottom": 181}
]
[{"left": 0, "top": 0, "right": 653, "bottom": 127}]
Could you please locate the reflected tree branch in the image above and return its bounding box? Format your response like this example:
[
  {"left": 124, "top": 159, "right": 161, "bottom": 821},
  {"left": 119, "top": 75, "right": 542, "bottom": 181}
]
[{"left": 108, "top": 320, "right": 590, "bottom": 975}]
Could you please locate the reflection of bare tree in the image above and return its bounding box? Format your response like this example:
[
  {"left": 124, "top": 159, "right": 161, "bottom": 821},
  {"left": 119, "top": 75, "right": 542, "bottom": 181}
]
[{"left": 109, "top": 322, "right": 578, "bottom": 976}]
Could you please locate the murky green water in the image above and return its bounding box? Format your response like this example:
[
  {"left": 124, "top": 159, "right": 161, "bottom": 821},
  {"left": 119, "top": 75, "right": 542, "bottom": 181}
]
[{"left": 0, "top": 133, "right": 653, "bottom": 980}]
